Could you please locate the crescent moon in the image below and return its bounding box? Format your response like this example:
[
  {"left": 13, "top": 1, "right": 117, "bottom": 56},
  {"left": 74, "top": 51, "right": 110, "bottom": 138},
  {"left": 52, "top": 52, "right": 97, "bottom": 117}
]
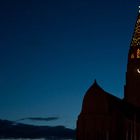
[{"left": 137, "top": 68, "right": 140, "bottom": 73}]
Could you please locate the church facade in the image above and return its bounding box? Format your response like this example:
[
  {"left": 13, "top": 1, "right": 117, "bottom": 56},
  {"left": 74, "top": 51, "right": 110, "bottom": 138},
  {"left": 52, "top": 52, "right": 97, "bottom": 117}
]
[{"left": 76, "top": 8, "right": 140, "bottom": 140}]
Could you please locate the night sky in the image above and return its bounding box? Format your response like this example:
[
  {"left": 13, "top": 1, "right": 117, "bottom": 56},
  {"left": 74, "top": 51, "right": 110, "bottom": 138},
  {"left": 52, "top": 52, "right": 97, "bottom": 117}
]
[{"left": 0, "top": 0, "right": 139, "bottom": 129}]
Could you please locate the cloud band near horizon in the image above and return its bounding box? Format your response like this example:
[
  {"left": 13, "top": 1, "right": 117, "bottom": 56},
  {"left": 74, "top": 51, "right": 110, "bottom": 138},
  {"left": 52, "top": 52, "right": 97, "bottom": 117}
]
[{"left": 16, "top": 117, "right": 59, "bottom": 122}]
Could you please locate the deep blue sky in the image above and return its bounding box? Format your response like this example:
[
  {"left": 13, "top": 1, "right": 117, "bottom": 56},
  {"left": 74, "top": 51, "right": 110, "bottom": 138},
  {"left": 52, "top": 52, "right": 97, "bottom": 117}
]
[{"left": 0, "top": 0, "right": 139, "bottom": 128}]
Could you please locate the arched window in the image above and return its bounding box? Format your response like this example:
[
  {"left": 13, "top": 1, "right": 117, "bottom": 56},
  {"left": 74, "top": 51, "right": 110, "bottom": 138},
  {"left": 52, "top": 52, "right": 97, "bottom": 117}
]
[
  {"left": 137, "top": 49, "right": 140, "bottom": 58},
  {"left": 131, "top": 53, "right": 135, "bottom": 59}
]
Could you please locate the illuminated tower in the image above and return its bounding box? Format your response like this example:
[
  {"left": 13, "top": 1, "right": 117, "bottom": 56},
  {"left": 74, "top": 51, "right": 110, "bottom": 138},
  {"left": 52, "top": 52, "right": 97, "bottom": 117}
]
[{"left": 124, "top": 8, "right": 140, "bottom": 107}]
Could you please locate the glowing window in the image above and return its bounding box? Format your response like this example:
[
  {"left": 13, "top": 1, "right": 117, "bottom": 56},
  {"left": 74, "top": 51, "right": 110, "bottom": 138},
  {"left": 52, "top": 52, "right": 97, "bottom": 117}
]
[
  {"left": 131, "top": 54, "right": 135, "bottom": 59},
  {"left": 137, "top": 49, "right": 140, "bottom": 58}
]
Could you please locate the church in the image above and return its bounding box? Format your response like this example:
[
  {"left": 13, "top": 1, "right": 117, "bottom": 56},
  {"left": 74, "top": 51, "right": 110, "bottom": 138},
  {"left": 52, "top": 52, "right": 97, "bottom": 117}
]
[{"left": 76, "top": 8, "right": 140, "bottom": 140}]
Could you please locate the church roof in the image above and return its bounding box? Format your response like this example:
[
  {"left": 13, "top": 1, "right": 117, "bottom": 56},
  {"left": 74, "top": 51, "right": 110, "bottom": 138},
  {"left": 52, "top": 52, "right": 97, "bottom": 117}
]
[
  {"left": 80, "top": 80, "right": 140, "bottom": 122},
  {"left": 83, "top": 80, "right": 122, "bottom": 104},
  {"left": 81, "top": 80, "right": 122, "bottom": 114}
]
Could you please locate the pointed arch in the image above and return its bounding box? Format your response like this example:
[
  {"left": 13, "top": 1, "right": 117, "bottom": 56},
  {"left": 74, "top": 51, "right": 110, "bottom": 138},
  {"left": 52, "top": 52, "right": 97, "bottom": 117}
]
[
  {"left": 137, "top": 49, "right": 140, "bottom": 58},
  {"left": 131, "top": 53, "right": 135, "bottom": 59}
]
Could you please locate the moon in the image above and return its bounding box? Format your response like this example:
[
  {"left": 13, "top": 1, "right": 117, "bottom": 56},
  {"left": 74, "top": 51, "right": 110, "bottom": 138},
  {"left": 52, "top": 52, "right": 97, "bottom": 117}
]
[{"left": 137, "top": 68, "right": 140, "bottom": 73}]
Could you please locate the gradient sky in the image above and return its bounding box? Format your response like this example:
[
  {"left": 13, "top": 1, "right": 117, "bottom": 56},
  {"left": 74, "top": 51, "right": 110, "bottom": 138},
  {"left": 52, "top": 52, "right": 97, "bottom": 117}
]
[{"left": 0, "top": 0, "right": 139, "bottom": 129}]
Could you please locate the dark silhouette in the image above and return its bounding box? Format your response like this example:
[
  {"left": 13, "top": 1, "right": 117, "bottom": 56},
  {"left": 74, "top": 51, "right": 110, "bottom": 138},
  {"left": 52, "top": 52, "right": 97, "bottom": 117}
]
[
  {"left": 0, "top": 119, "right": 75, "bottom": 139},
  {"left": 17, "top": 117, "right": 59, "bottom": 122},
  {"left": 76, "top": 9, "right": 140, "bottom": 140}
]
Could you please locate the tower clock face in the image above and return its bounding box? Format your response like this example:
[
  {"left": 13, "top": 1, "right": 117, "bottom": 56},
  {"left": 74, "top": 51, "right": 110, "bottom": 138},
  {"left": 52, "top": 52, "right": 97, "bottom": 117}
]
[{"left": 137, "top": 68, "right": 140, "bottom": 74}]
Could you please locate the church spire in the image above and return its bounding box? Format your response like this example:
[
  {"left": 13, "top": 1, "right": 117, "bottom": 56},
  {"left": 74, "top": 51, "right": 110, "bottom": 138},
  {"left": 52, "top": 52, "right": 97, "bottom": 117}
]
[
  {"left": 124, "top": 6, "right": 140, "bottom": 107},
  {"left": 128, "top": 7, "right": 140, "bottom": 60},
  {"left": 130, "top": 7, "right": 140, "bottom": 47}
]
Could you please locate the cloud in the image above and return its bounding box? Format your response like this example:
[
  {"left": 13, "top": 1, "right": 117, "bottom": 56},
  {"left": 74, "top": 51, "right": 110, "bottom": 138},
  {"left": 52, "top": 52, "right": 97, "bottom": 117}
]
[{"left": 17, "top": 117, "right": 59, "bottom": 122}]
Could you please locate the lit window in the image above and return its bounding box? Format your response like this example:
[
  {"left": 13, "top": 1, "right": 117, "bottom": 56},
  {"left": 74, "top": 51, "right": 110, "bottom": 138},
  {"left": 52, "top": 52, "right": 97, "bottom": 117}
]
[
  {"left": 137, "top": 49, "right": 140, "bottom": 58},
  {"left": 131, "top": 53, "right": 135, "bottom": 59},
  {"left": 132, "top": 38, "right": 137, "bottom": 46}
]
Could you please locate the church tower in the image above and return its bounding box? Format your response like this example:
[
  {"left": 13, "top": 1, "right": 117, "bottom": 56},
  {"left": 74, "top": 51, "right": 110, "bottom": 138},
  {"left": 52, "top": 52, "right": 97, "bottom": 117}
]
[{"left": 124, "top": 8, "right": 140, "bottom": 107}]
